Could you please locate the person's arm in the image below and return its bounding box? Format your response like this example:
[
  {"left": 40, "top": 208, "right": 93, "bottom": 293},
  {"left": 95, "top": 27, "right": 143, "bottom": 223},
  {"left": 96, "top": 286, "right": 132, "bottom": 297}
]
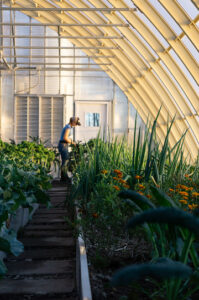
[{"left": 63, "top": 129, "right": 76, "bottom": 145}]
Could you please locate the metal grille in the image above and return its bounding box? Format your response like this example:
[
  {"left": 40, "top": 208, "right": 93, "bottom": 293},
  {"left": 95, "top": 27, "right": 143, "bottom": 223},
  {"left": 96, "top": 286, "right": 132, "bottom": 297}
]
[
  {"left": 28, "top": 97, "right": 39, "bottom": 140},
  {"left": 15, "top": 96, "right": 64, "bottom": 146},
  {"left": 15, "top": 97, "right": 27, "bottom": 143},
  {"left": 52, "top": 97, "right": 64, "bottom": 145}
]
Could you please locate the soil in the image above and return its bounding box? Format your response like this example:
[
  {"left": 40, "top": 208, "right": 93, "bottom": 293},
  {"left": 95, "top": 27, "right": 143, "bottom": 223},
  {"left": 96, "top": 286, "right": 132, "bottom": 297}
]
[{"left": 86, "top": 235, "right": 152, "bottom": 300}]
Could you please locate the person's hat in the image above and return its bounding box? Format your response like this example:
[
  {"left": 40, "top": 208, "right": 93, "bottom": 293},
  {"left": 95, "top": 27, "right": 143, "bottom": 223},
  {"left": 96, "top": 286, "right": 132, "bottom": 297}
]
[{"left": 70, "top": 116, "right": 81, "bottom": 126}]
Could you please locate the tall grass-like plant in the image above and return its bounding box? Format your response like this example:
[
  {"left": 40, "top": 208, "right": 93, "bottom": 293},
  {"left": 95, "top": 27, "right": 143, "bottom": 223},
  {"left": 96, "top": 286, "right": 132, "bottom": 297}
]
[
  {"left": 116, "top": 186, "right": 199, "bottom": 299},
  {"left": 111, "top": 208, "right": 199, "bottom": 299}
]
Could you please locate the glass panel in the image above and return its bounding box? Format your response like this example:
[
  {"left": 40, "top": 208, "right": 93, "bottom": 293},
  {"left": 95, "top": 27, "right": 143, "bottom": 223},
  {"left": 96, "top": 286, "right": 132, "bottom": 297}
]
[
  {"left": 45, "top": 72, "right": 59, "bottom": 94},
  {"left": 85, "top": 113, "right": 100, "bottom": 127},
  {"left": 136, "top": 11, "right": 169, "bottom": 48},
  {"left": 114, "top": 85, "right": 128, "bottom": 137},
  {"left": 1, "top": 73, "right": 14, "bottom": 142},
  {"left": 75, "top": 76, "right": 113, "bottom": 100},
  {"left": 131, "top": 27, "right": 159, "bottom": 59},
  {"left": 176, "top": 0, "right": 198, "bottom": 20},
  {"left": 30, "top": 70, "right": 45, "bottom": 94},
  {"left": 169, "top": 49, "right": 199, "bottom": 95},
  {"left": 148, "top": 0, "right": 182, "bottom": 35},
  {"left": 159, "top": 60, "right": 197, "bottom": 114},
  {"left": 181, "top": 36, "right": 199, "bottom": 64}
]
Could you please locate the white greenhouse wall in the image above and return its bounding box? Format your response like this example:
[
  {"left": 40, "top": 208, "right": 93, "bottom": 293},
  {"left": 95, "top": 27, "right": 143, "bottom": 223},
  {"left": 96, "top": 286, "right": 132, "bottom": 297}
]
[{"left": 0, "top": 10, "right": 144, "bottom": 146}]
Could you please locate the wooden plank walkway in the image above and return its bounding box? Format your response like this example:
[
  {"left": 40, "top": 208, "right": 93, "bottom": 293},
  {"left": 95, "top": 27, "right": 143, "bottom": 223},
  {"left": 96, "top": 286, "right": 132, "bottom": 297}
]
[{"left": 0, "top": 180, "right": 77, "bottom": 300}]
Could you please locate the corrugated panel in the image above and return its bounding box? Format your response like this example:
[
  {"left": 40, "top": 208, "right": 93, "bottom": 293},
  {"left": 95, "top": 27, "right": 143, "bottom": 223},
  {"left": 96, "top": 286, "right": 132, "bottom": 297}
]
[
  {"left": 45, "top": 73, "right": 60, "bottom": 94},
  {"left": 40, "top": 97, "right": 52, "bottom": 146},
  {"left": 30, "top": 70, "right": 45, "bottom": 94},
  {"left": 52, "top": 97, "right": 64, "bottom": 146},
  {"left": 15, "top": 71, "right": 29, "bottom": 94},
  {"left": 28, "top": 97, "right": 39, "bottom": 140},
  {"left": 15, "top": 97, "right": 27, "bottom": 143}
]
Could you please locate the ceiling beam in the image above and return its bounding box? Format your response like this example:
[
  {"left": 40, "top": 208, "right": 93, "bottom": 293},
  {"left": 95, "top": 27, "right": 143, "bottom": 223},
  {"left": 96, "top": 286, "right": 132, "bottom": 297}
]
[
  {"left": 4, "top": 55, "right": 115, "bottom": 58},
  {"left": 0, "top": 46, "right": 119, "bottom": 49},
  {"left": 1, "top": 7, "right": 134, "bottom": 12},
  {"left": 0, "top": 35, "right": 123, "bottom": 39},
  {"left": 9, "top": 62, "right": 112, "bottom": 65},
  {"left": 0, "top": 22, "right": 129, "bottom": 27}
]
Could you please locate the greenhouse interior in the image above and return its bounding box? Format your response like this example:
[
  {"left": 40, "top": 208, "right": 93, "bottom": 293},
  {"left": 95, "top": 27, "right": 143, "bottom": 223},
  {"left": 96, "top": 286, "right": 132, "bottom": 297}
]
[{"left": 0, "top": 0, "right": 198, "bottom": 299}]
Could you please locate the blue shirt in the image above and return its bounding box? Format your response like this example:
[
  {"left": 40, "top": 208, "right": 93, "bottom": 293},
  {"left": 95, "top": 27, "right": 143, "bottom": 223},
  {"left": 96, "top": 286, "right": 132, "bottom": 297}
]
[{"left": 60, "top": 124, "right": 71, "bottom": 141}]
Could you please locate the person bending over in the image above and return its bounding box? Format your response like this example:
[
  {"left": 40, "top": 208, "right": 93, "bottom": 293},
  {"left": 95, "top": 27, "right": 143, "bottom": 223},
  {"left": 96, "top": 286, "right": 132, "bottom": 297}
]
[{"left": 58, "top": 116, "right": 81, "bottom": 181}]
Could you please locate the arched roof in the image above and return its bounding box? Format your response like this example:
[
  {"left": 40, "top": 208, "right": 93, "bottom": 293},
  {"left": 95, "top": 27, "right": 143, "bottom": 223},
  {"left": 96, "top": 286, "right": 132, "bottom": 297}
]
[{"left": 1, "top": 0, "right": 199, "bottom": 160}]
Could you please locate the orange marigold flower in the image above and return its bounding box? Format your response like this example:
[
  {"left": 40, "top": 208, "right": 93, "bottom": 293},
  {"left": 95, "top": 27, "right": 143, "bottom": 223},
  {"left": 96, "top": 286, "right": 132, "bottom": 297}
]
[
  {"left": 192, "top": 204, "right": 198, "bottom": 209},
  {"left": 187, "top": 187, "right": 193, "bottom": 191},
  {"left": 101, "top": 170, "right": 108, "bottom": 174},
  {"left": 178, "top": 191, "right": 189, "bottom": 196},
  {"left": 185, "top": 174, "right": 191, "bottom": 178},
  {"left": 183, "top": 196, "right": 188, "bottom": 200},
  {"left": 114, "top": 169, "right": 122, "bottom": 174},
  {"left": 192, "top": 192, "right": 199, "bottom": 197},
  {"left": 176, "top": 184, "right": 181, "bottom": 189},
  {"left": 119, "top": 179, "right": 127, "bottom": 184},
  {"left": 188, "top": 204, "right": 193, "bottom": 210},
  {"left": 180, "top": 185, "right": 188, "bottom": 190},
  {"left": 137, "top": 191, "right": 144, "bottom": 195},
  {"left": 146, "top": 194, "right": 152, "bottom": 199},
  {"left": 135, "top": 175, "right": 142, "bottom": 180},
  {"left": 113, "top": 185, "right": 120, "bottom": 191},
  {"left": 179, "top": 200, "right": 188, "bottom": 204},
  {"left": 138, "top": 184, "right": 145, "bottom": 190},
  {"left": 169, "top": 188, "right": 175, "bottom": 192},
  {"left": 117, "top": 173, "right": 123, "bottom": 178},
  {"left": 113, "top": 177, "right": 119, "bottom": 181},
  {"left": 123, "top": 184, "right": 130, "bottom": 189},
  {"left": 92, "top": 213, "right": 99, "bottom": 218}
]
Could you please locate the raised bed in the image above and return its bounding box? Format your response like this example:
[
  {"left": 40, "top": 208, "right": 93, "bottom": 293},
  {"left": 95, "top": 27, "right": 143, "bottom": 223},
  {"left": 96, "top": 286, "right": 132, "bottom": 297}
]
[{"left": 75, "top": 205, "right": 92, "bottom": 300}]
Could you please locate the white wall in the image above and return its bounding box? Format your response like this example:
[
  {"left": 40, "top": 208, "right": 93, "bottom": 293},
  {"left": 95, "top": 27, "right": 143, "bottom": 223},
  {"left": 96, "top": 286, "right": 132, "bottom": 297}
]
[{"left": 0, "top": 10, "right": 144, "bottom": 143}]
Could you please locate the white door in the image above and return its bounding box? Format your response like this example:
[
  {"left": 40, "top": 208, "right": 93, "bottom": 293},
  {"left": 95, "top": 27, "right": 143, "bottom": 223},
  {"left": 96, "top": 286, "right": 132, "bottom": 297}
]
[{"left": 75, "top": 102, "right": 107, "bottom": 142}]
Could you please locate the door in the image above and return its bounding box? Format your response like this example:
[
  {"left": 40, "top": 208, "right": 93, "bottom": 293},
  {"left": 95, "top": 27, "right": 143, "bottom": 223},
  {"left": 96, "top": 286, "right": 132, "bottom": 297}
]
[{"left": 75, "top": 102, "right": 108, "bottom": 142}]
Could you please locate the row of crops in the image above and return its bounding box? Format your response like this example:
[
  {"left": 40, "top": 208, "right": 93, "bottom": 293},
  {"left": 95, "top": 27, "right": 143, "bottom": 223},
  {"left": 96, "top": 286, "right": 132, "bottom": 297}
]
[
  {"left": 71, "top": 113, "right": 199, "bottom": 299},
  {"left": 0, "top": 139, "right": 59, "bottom": 275}
]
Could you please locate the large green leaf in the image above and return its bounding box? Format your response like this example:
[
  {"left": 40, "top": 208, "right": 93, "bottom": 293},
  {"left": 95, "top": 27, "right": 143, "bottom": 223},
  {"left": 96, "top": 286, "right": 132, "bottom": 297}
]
[
  {"left": 111, "top": 258, "right": 192, "bottom": 286},
  {"left": 150, "top": 186, "right": 177, "bottom": 208},
  {"left": 0, "top": 260, "right": 7, "bottom": 275},
  {"left": 2, "top": 230, "right": 24, "bottom": 256},
  {"left": 0, "top": 237, "right": 10, "bottom": 253},
  {"left": 119, "top": 190, "right": 155, "bottom": 209},
  {"left": 127, "top": 207, "right": 199, "bottom": 236}
]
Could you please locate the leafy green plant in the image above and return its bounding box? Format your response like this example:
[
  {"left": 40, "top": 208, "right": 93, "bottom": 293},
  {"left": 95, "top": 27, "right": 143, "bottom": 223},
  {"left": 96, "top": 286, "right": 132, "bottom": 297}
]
[
  {"left": 0, "top": 139, "right": 57, "bottom": 276},
  {"left": 111, "top": 201, "right": 199, "bottom": 299}
]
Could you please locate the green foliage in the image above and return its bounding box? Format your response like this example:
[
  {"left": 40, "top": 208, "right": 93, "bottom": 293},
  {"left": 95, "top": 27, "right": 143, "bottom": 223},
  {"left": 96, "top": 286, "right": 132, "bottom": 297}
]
[
  {"left": 111, "top": 258, "right": 192, "bottom": 286},
  {"left": 127, "top": 207, "right": 199, "bottom": 236},
  {"left": 70, "top": 108, "right": 199, "bottom": 299},
  {"left": 0, "top": 139, "right": 56, "bottom": 276},
  {"left": 119, "top": 190, "right": 155, "bottom": 209}
]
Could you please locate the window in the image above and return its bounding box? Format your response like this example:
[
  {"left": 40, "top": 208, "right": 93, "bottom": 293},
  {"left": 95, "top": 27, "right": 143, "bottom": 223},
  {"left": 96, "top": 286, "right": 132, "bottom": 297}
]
[{"left": 85, "top": 113, "right": 100, "bottom": 127}]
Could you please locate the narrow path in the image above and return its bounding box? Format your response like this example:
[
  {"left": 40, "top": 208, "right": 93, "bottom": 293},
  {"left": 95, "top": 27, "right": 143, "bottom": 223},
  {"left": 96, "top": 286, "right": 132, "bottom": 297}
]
[{"left": 0, "top": 180, "right": 77, "bottom": 300}]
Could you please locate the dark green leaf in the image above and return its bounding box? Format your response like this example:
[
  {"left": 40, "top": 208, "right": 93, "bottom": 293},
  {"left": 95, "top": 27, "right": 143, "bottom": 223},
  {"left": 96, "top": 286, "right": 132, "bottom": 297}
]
[
  {"left": 119, "top": 190, "right": 155, "bottom": 209},
  {"left": 111, "top": 259, "right": 192, "bottom": 286},
  {"left": 127, "top": 207, "right": 199, "bottom": 236},
  {"left": 0, "top": 237, "right": 11, "bottom": 253},
  {"left": 0, "top": 260, "right": 7, "bottom": 275},
  {"left": 150, "top": 186, "right": 177, "bottom": 207}
]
